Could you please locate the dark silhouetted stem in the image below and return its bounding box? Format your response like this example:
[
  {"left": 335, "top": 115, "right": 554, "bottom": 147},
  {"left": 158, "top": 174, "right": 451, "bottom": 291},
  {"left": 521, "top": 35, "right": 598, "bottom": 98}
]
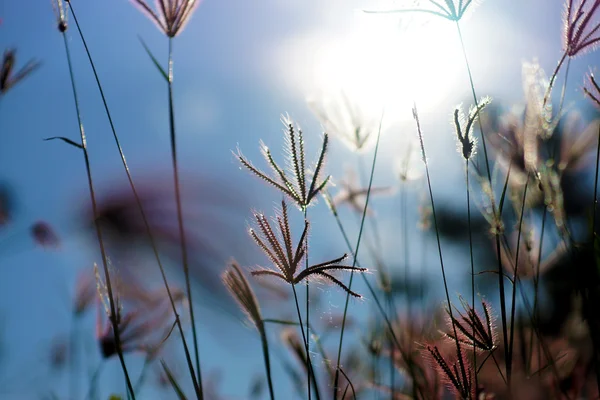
[
  {"left": 167, "top": 37, "right": 204, "bottom": 399},
  {"left": 466, "top": 158, "right": 478, "bottom": 392},
  {"left": 291, "top": 284, "right": 321, "bottom": 400},
  {"left": 413, "top": 103, "right": 469, "bottom": 391},
  {"left": 333, "top": 112, "right": 384, "bottom": 397},
  {"left": 303, "top": 208, "right": 311, "bottom": 400},
  {"left": 60, "top": 31, "right": 135, "bottom": 399},
  {"left": 258, "top": 322, "right": 276, "bottom": 400},
  {"left": 66, "top": 5, "right": 202, "bottom": 395},
  {"left": 456, "top": 21, "right": 510, "bottom": 385},
  {"left": 508, "top": 176, "right": 529, "bottom": 382}
]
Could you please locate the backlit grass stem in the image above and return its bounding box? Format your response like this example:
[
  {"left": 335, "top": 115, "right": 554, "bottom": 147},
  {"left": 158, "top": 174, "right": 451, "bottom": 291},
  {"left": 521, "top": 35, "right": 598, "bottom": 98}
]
[
  {"left": 333, "top": 111, "right": 384, "bottom": 397},
  {"left": 59, "top": 30, "right": 135, "bottom": 398},
  {"left": 166, "top": 37, "right": 204, "bottom": 398},
  {"left": 66, "top": 4, "right": 201, "bottom": 395}
]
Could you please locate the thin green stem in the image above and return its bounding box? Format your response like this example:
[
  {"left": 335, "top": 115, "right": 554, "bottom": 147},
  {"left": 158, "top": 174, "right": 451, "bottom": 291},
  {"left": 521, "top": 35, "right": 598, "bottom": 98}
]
[
  {"left": 67, "top": 4, "right": 201, "bottom": 395},
  {"left": 543, "top": 51, "right": 568, "bottom": 110},
  {"left": 167, "top": 37, "right": 204, "bottom": 399},
  {"left": 303, "top": 207, "right": 311, "bottom": 400},
  {"left": 508, "top": 176, "right": 529, "bottom": 382},
  {"left": 528, "top": 206, "right": 547, "bottom": 372},
  {"left": 60, "top": 31, "right": 135, "bottom": 399},
  {"left": 69, "top": 314, "right": 79, "bottom": 400},
  {"left": 466, "top": 158, "right": 478, "bottom": 392},
  {"left": 333, "top": 112, "right": 384, "bottom": 397},
  {"left": 258, "top": 322, "right": 276, "bottom": 400},
  {"left": 456, "top": 21, "right": 510, "bottom": 385},
  {"left": 592, "top": 122, "right": 600, "bottom": 242},
  {"left": 326, "top": 191, "right": 423, "bottom": 399},
  {"left": 413, "top": 103, "right": 469, "bottom": 390},
  {"left": 291, "top": 284, "right": 321, "bottom": 400}
]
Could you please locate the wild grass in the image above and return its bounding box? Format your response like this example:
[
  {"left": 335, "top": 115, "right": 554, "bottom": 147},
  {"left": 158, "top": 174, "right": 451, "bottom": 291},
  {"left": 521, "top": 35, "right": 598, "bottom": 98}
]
[{"left": 4, "top": 0, "right": 600, "bottom": 399}]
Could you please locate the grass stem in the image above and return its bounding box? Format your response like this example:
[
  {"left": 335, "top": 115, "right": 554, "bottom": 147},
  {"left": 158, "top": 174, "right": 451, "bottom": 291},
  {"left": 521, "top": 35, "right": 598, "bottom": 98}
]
[
  {"left": 60, "top": 30, "right": 135, "bottom": 399},
  {"left": 166, "top": 37, "right": 204, "bottom": 399},
  {"left": 66, "top": 4, "right": 201, "bottom": 395}
]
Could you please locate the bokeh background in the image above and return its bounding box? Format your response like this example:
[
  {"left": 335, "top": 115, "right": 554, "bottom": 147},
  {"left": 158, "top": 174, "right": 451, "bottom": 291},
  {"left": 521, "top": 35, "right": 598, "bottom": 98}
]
[{"left": 0, "top": 0, "right": 599, "bottom": 398}]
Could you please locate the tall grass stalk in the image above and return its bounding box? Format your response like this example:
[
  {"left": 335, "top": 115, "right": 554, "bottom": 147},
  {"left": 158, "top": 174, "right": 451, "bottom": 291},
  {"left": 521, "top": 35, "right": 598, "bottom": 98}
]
[
  {"left": 412, "top": 103, "right": 469, "bottom": 391},
  {"left": 332, "top": 112, "right": 384, "bottom": 397},
  {"left": 465, "top": 158, "right": 478, "bottom": 392},
  {"left": 66, "top": 5, "right": 202, "bottom": 395},
  {"left": 528, "top": 207, "right": 547, "bottom": 372},
  {"left": 591, "top": 111, "right": 600, "bottom": 252},
  {"left": 166, "top": 37, "right": 204, "bottom": 397},
  {"left": 326, "top": 189, "right": 424, "bottom": 398},
  {"left": 508, "top": 177, "right": 529, "bottom": 383},
  {"left": 455, "top": 21, "right": 510, "bottom": 384},
  {"left": 58, "top": 30, "right": 135, "bottom": 398},
  {"left": 303, "top": 207, "right": 312, "bottom": 400},
  {"left": 291, "top": 283, "right": 321, "bottom": 400}
]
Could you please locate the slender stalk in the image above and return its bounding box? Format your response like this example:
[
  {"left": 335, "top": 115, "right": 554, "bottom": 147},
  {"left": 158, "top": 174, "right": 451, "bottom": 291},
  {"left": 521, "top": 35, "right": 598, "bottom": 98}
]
[
  {"left": 303, "top": 208, "right": 311, "bottom": 400},
  {"left": 508, "top": 176, "right": 529, "bottom": 382},
  {"left": 387, "top": 296, "right": 395, "bottom": 400},
  {"left": 291, "top": 284, "right": 321, "bottom": 400},
  {"left": 333, "top": 112, "right": 385, "bottom": 397},
  {"left": 60, "top": 31, "right": 135, "bottom": 399},
  {"left": 66, "top": 4, "right": 201, "bottom": 395},
  {"left": 326, "top": 193, "right": 424, "bottom": 399},
  {"left": 543, "top": 51, "right": 568, "bottom": 110},
  {"left": 133, "top": 357, "right": 153, "bottom": 393},
  {"left": 69, "top": 314, "right": 79, "bottom": 400},
  {"left": 87, "top": 362, "right": 104, "bottom": 400},
  {"left": 258, "top": 322, "right": 276, "bottom": 400},
  {"left": 456, "top": 21, "right": 510, "bottom": 384},
  {"left": 465, "top": 158, "right": 477, "bottom": 392},
  {"left": 413, "top": 103, "right": 469, "bottom": 390},
  {"left": 166, "top": 37, "right": 204, "bottom": 398},
  {"left": 528, "top": 206, "right": 547, "bottom": 372},
  {"left": 592, "top": 123, "right": 600, "bottom": 243}
]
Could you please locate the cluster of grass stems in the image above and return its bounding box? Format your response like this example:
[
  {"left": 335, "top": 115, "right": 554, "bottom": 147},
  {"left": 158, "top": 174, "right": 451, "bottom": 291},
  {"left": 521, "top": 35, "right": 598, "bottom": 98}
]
[{"left": 5, "top": 0, "right": 600, "bottom": 399}]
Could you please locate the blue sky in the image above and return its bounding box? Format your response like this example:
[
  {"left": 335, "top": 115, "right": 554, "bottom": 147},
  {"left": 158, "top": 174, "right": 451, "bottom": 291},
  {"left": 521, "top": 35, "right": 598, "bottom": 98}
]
[{"left": 0, "top": 0, "right": 599, "bottom": 398}]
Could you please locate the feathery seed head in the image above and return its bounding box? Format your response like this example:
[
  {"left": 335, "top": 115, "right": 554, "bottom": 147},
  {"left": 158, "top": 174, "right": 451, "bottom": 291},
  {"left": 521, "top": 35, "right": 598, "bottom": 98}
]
[
  {"left": 395, "top": 135, "right": 424, "bottom": 182},
  {"left": 584, "top": 70, "right": 600, "bottom": 108},
  {"left": 0, "top": 49, "right": 40, "bottom": 95},
  {"left": 222, "top": 260, "right": 263, "bottom": 332},
  {"left": 249, "top": 201, "right": 366, "bottom": 297},
  {"left": 443, "top": 297, "right": 497, "bottom": 353},
  {"left": 425, "top": 344, "right": 475, "bottom": 399},
  {"left": 452, "top": 97, "right": 491, "bottom": 160},
  {"left": 237, "top": 116, "right": 331, "bottom": 210},
  {"left": 308, "top": 92, "right": 380, "bottom": 152},
  {"left": 563, "top": 0, "right": 600, "bottom": 57},
  {"left": 96, "top": 279, "right": 182, "bottom": 359},
  {"left": 52, "top": 0, "right": 68, "bottom": 32},
  {"left": 366, "top": 0, "right": 483, "bottom": 23},
  {"left": 332, "top": 166, "right": 392, "bottom": 216},
  {"left": 131, "top": 0, "right": 200, "bottom": 37}
]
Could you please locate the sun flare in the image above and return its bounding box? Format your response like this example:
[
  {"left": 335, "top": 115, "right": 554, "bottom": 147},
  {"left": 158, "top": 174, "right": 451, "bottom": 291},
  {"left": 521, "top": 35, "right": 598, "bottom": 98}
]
[{"left": 288, "top": 11, "right": 465, "bottom": 123}]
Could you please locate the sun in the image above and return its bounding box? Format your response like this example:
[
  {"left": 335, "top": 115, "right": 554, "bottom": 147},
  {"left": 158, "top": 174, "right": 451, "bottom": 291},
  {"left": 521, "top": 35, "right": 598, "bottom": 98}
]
[{"left": 296, "top": 11, "right": 465, "bottom": 123}]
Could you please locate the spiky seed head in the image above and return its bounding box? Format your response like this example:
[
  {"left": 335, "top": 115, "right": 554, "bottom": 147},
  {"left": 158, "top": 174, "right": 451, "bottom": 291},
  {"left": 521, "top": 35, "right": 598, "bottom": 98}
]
[
  {"left": 563, "top": 0, "right": 600, "bottom": 57},
  {"left": 452, "top": 97, "right": 491, "bottom": 160},
  {"left": 52, "top": 0, "right": 68, "bottom": 32},
  {"left": 130, "top": 0, "right": 200, "bottom": 37},
  {"left": 222, "top": 260, "right": 264, "bottom": 332}
]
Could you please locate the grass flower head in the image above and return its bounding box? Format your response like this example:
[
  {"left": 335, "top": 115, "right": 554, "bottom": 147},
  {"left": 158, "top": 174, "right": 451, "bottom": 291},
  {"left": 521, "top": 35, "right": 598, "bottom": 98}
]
[
  {"left": 237, "top": 115, "right": 330, "bottom": 210},
  {"left": 0, "top": 49, "right": 40, "bottom": 95},
  {"left": 249, "top": 201, "right": 367, "bottom": 297},
  {"left": 563, "top": 0, "right": 600, "bottom": 57},
  {"left": 453, "top": 97, "right": 491, "bottom": 160},
  {"left": 131, "top": 0, "right": 200, "bottom": 37}
]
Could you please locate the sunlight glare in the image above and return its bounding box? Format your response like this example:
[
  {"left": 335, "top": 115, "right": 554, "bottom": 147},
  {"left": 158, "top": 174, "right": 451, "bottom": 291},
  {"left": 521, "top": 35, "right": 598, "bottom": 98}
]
[{"left": 303, "top": 11, "right": 463, "bottom": 122}]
